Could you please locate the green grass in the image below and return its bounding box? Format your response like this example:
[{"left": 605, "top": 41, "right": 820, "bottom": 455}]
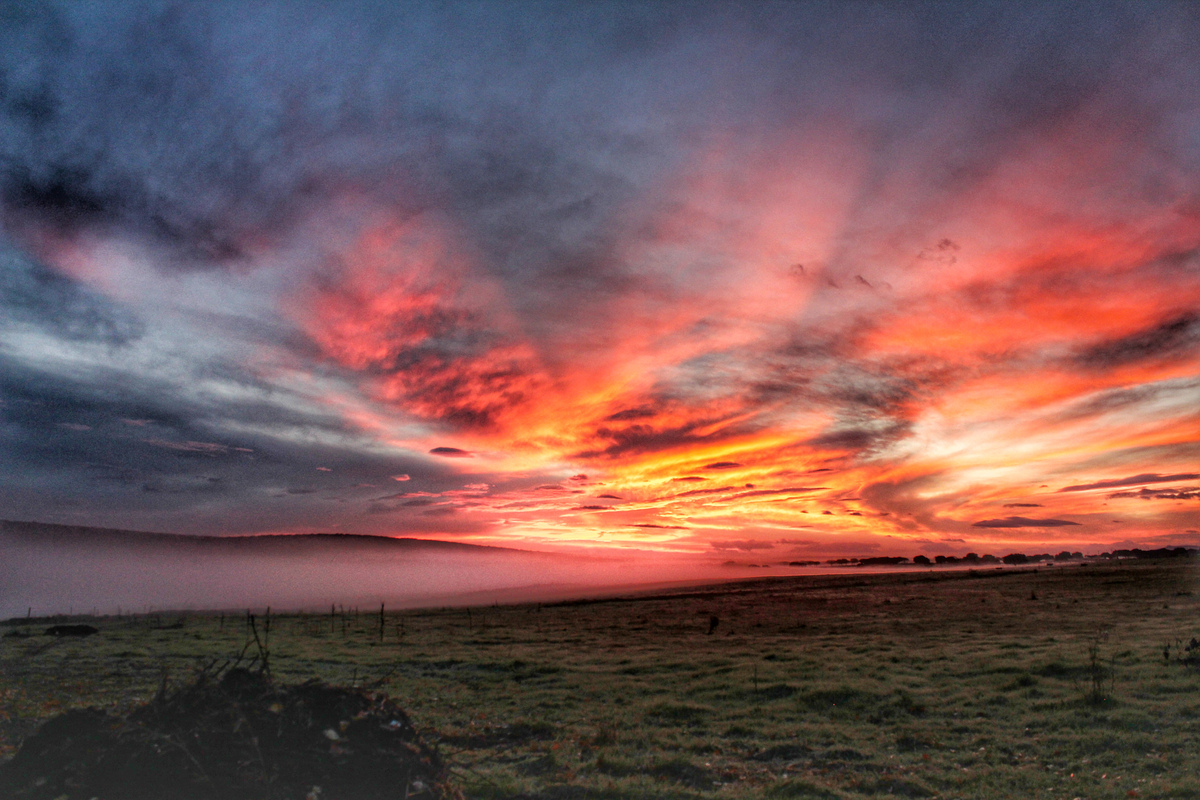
[{"left": 2, "top": 561, "right": 1198, "bottom": 799}]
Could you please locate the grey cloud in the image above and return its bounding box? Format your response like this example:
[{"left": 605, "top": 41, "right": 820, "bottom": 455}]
[
  {"left": 806, "top": 420, "right": 913, "bottom": 455},
  {"left": 1076, "top": 313, "right": 1200, "bottom": 370},
  {"left": 1047, "top": 379, "right": 1200, "bottom": 427},
  {"left": 0, "top": 3, "right": 700, "bottom": 280},
  {"left": 1107, "top": 487, "right": 1200, "bottom": 501},
  {"left": 0, "top": 353, "right": 443, "bottom": 533},
  {"left": 573, "top": 412, "right": 750, "bottom": 460},
  {"left": 5, "top": 3, "right": 1192, "bottom": 288},
  {"left": 709, "top": 539, "right": 775, "bottom": 552},
  {"left": 1060, "top": 473, "right": 1200, "bottom": 492},
  {"left": 971, "top": 516, "right": 1080, "bottom": 528},
  {"left": 0, "top": 242, "right": 143, "bottom": 345},
  {"left": 429, "top": 447, "right": 473, "bottom": 458},
  {"left": 604, "top": 406, "right": 659, "bottom": 422}
]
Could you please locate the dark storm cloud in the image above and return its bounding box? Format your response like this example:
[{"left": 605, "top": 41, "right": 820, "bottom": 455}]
[
  {"left": 0, "top": 4, "right": 277, "bottom": 265},
  {"left": 0, "top": 352, "right": 445, "bottom": 533},
  {"left": 0, "top": 357, "right": 189, "bottom": 444},
  {"left": 4, "top": 3, "right": 1191, "bottom": 334},
  {"left": 1059, "top": 473, "right": 1200, "bottom": 492},
  {"left": 971, "top": 517, "right": 1080, "bottom": 528},
  {"left": 0, "top": 2, "right": 705, "bottom": 278},
  {"left": 2, "top": 1, "right": 1185, "bottom": 284}
]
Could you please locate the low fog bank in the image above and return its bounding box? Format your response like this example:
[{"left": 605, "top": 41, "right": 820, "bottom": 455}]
[{"left": 0, "top": 521, "right": 776, "bottom": 617}]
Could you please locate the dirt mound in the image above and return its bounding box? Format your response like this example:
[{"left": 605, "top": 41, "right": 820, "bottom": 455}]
[
  {"left": 43, "top": 624, "right": 99, "bottom": 637},
  {"left": 0, "top": 666, "right": 453, "bottom": 800}
]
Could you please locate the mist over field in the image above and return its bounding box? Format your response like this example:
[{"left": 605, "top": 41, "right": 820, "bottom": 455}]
[{"left": 0, "top": 521, "right": 791, "bottom": 618}]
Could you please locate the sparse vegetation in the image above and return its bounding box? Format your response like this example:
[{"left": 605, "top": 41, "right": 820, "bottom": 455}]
[
  {"left": 1083, "top": 627, "right": 1117, "bottom": 706},
  {"left": 2, "top": 561, "right": 1198, "bottom": 799}
]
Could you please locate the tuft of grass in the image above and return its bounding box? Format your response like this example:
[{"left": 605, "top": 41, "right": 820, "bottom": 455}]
[
  {"left": 515, "top": 753, "right": 559, "bottom": 777},
  {"left": 999, "top": 672, "right": 1038, "bottom": 691},
  {"left": 797, "top": 686, "right": 883, "bottom": 712},
  {"left": 854, "top": 777, "right": 936, "bottom": 797},
  {"left": 764, "top": 777, "right": 843, "bottom": 798},
  {"left": 643, "top": 701, "right": 712, "bottom": 724},
  {"left": 646, "top": 756, "right": 716, "bottom": 789},
  {"left": 754, "top": 682, "right": 796, "bottom": 700},
  {"left": 753, "top": 742, "right": 813, "bottom": 761}
]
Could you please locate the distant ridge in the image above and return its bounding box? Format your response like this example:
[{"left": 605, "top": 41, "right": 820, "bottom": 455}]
[{"left": 0, "top": 519, "right": 520, "bottom": 555}]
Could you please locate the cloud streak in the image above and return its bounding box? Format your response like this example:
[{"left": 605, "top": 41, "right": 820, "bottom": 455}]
[
  {"left": 972, "top": 517, "right": 1082, "bottom": 529},
  {"left": 1060, "top": 474, "right": 1200, "bottom": 493}
]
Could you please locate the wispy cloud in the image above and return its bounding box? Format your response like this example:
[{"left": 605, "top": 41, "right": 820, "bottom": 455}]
[{"left": 1060, "top": 474, "right": 1200, "bottom": 493}]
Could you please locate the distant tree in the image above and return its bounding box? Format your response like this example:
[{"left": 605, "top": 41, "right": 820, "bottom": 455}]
[
  {"left": 1055, "top": 551, "right": 1074, "bottom": 561},
  {"left": 913, "top": 555, "right": 931, "bottom": 565},
  {"left": 1002, "top": 553, "right": 1028, "bottom": 565},
  {"left": 962, "top": 553, "right": 980, "bottom": 563},
  {"left": 980, "top": 554, "right": 1000, "bottom": 563}
]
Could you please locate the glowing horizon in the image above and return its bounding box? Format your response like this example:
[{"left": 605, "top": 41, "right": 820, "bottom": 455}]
[{"left": 0, "top": 2, "right": 1196, "bottom": 560}]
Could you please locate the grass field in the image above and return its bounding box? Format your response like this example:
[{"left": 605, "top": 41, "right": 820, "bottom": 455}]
[{"left": 2, "top": 561, "right": 1198, "bottom": 799}]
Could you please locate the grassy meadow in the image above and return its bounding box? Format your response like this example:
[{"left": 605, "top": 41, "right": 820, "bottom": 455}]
[{"left": 2, "top": 561, "right": 1198, "bottom": 799}]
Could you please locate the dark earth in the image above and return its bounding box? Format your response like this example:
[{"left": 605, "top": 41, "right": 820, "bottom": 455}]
[{"left": 0, "top": 664, "right": 451, "bottom": 800}]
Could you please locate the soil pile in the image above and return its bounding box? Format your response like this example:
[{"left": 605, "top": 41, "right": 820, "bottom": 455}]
[{"left": 0, "top": 666, "right": 453, "bottom": 800}]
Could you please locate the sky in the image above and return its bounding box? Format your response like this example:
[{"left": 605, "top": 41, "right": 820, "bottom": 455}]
[{"left": 1, "top": 1, "right": 1198, "bottom": 561}]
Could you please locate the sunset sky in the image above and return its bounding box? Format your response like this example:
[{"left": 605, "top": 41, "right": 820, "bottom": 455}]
[{"left": 1, "top": 1, "right": 1197, "bottom": 560}]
